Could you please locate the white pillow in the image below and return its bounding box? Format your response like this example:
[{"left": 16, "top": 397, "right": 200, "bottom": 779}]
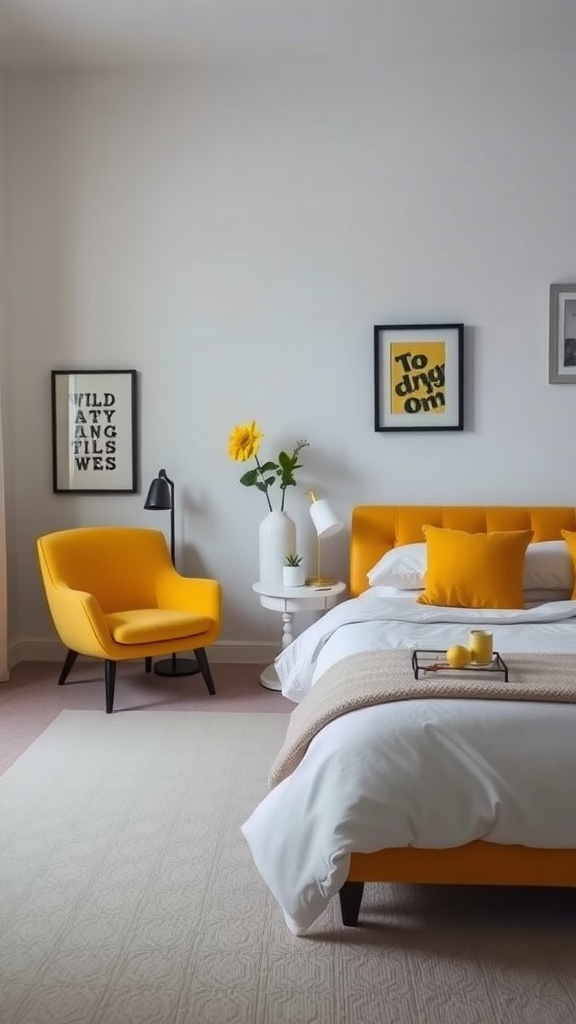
[
  {"left": 522, "top": 540, "right": 574, "bottom": 590},
  {"left": 368, "top": 584, "right": 424, "bottom": 599},
  {"left": 367, "top": 538, "right": 574, "bottom": 592},
  {"left": 367, "top": 543, "right": 426, "bottom": 588},
  {"left": 524, "top": 589, "right": 573, "bottom": 605}
]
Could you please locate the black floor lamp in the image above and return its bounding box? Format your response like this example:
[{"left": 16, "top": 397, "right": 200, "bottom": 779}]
[{"left": 144, "top": 468, "right": 200, "bottom": 678}]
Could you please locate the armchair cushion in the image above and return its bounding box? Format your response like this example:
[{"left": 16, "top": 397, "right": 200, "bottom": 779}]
[{"left": 105, "top": 609, "right": 212, "bottom": 645}]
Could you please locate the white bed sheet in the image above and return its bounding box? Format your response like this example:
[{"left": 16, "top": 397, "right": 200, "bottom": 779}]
[{"left": 241, "top": 593, "right": 576, "bottom": 935}]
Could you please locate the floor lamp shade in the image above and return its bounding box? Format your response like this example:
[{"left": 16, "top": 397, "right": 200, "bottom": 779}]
[
  {"left": 144, "top": 473, "right": 172, "bottom": 511},
  {"left": 308, "top": 491, "right": 344, "bottom": 586},
  {"left": 143, "top": 468, "right": 199, "bottom": 678}
]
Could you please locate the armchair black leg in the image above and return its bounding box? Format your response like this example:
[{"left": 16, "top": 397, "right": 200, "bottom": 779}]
[
  {"left": 58, "top": 649, "right": 79, "bottom": 686},
  {"left": 339, "top": 881, "right": 365, "bottom": 926},
  {"left": 104, "top": 660, "right": 117, "bottom": 714},
  {"left": 144, "top": 657, "right": 152, "bottom": 673},
  {"left": 194, "top": 647, "right": 216, "bottom": 695}
]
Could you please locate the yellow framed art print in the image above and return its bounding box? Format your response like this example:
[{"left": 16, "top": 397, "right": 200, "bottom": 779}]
[{"left": 373, "top": 323, "right": 464, "bottom": 432}]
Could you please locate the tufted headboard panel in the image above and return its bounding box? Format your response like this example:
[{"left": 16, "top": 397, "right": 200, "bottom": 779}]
[{"left": 350, "top": 505, "right": 576, "bottom": 597}]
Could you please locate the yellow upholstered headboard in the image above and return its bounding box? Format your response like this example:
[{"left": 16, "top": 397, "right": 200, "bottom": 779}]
[{"left": 350, "top": 505, "right": 576, "bottom": 597}]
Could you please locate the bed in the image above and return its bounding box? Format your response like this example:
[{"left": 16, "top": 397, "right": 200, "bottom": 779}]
[{"left": 241, "top": 506, "right": 576, "bottom": 934}]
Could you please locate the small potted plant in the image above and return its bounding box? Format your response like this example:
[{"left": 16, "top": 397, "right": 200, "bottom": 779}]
[{"left": 283, "top": 553, "right": 306, "bottom": 587}]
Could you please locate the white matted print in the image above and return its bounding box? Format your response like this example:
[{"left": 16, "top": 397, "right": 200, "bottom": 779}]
[
  {"left": 549, "top": 284, "right": 576, "bottom": 383},
  {"left": 374, "top": 324, "right": 464, "bottom": 431},
  {"left": 51, "top": 370, "right": 138, "bottom": 493}
]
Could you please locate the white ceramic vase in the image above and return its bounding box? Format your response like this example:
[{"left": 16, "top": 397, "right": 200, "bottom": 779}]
[{"left": 259, "top": 510, "right": 296, "bottom": 585}]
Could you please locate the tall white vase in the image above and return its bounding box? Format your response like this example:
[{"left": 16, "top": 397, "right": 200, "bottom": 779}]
[{"left": 259, "top": 510, "right": 296, "bottom": 585}]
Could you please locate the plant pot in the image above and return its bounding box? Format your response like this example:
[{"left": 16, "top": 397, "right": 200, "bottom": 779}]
[{"left": 282, "top": 565, "right": 306, "bottom": 587}]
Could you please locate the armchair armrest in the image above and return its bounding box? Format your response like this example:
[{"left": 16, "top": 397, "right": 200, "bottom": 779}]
[
  {"left": 156, "top": 568, "right": 222, "bottom": 622},
  {"left": 44, "top": 585, "right": 117, "bottom": 659}
]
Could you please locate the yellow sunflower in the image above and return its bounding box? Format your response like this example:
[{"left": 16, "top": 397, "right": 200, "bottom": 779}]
[
  {"left": 228, "top": 420, "right": 264, "bottom": 462},
  {"left": 228, "top": 422, "right": 309, "bottom": 512}
]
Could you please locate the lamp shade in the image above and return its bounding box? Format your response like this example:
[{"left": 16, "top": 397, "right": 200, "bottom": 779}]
[
  {"left": 144, "top": 470, "right": 172, "bottom": 511},
  {"left": 309, "top": 497, "right": 343, "bottom": 539}
]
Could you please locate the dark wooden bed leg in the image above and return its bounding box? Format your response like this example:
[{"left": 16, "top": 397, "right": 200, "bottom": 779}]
[{"left": 339, "top": 881, "right": 365, "bottom": 926}]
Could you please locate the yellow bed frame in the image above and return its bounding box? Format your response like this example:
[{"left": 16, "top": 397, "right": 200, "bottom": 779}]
[{"left": 340, "top": 505, "right": 576, "bottom": 925}]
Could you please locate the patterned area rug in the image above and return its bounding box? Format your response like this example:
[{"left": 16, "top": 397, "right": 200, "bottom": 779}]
[{"left": 1, "top": 710, "right": 575, "bottom": 1024}]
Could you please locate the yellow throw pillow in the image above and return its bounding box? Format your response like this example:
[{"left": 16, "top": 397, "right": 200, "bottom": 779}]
[
  {"left": 417, "top": 525, "right": 533, "bottom": 609},
  {"left": 560, "top": 530, "right": 576, "bottom": 599}
]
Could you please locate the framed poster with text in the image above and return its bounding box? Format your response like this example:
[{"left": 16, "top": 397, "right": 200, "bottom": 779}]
[
  {"left": 51, "top": 369, "right": 138, "bottom": 493},
  {"left": 374, "top": 323, "right": 464, "bottom": 432}
]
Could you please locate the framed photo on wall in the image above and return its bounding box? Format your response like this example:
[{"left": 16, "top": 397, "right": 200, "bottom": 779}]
[
  {"left": 51, "top": 369, "right": 138, "bottom": 493},
  {"left": 374, "top": 323, "right": 464, "bottom": 432},
  {"left": 549, "top": 283, "right": 576, "bottom": 383}
]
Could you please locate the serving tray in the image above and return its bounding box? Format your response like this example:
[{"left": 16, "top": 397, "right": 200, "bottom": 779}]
[{"left": 411, "top": 648, "right": 509, "bottom": 682}]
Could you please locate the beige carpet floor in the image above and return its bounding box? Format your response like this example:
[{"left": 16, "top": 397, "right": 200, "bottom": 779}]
[
  {"left": 0, "top": 661, "right": 292, "bottom": 775},
  {"left": 1, "top": 710, "right": 575, "bottom": 1024}
]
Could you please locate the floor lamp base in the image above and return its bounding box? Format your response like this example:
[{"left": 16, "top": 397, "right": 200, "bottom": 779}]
[{"left": 154, "top": 657, "right": 201, "bottom": 677}]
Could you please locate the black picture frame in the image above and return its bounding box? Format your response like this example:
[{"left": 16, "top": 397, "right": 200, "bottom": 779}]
[
  {"left": 374, "top": 323, "right": 464, "bottom": 432},
  {"left": 549, "top": 283, "right": 576, "bottom": 383},
  {"left": 51, "top": 369, "right": 138, "bottom": 493}
]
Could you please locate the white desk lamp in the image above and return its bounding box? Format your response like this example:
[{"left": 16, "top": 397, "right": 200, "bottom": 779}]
[{"left": 306, "top": 490, "right": 344, "bottom": 586}]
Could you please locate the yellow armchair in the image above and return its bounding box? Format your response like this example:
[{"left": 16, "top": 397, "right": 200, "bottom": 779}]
[{"left": 37, "top": 526, "right": 222, "bottom": 713}]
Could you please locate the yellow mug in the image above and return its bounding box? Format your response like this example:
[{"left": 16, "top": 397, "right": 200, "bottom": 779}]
[{"left": 469, "top": 630, "right": 493, "bottom": 665}]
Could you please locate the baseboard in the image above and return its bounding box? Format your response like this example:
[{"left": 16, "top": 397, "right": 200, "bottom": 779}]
[{"left": 8, "top": 638, "right": 277, "bottom": 669}]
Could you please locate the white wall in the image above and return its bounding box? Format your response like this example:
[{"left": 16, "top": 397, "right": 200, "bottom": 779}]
[
  {"left": 0, "top": 79, "right": 6, "bottom": 441},
  {"left": 0, "top": 78, "right": 10, "bottom": 676},
  {"left": 3, "top": 46, "right": 576, "bottom": 663}
]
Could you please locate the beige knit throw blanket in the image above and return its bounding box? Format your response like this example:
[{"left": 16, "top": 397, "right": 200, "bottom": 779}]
[{"left": 268, "top": 650, "right": 576, "bottom": 788}]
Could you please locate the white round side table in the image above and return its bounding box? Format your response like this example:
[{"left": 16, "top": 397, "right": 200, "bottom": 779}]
[{"left": 252, "top": 580, "right": 346, "bottom": 691}]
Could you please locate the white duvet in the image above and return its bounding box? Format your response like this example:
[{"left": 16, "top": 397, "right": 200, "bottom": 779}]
[{"left": 241, "top": 593, "right": 576, "bottom": 935}]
